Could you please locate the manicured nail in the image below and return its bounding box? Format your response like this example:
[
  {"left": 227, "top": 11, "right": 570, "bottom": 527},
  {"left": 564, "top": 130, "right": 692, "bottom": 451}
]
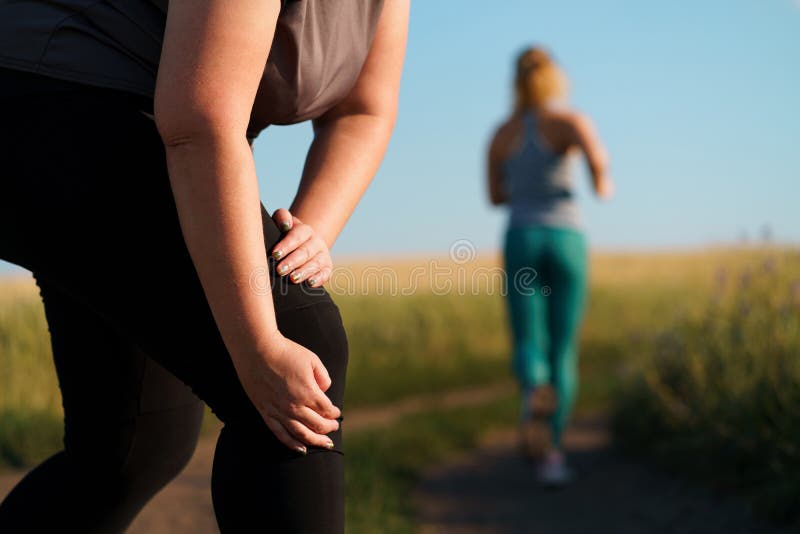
[
  {"left": 308, "top": 277, "right": 317, "bottom": 287},
  {"left": 290, "top": 271, "right": 302, "bottom": 282},
  {"left": 325, "top": 441, "right": 334, "bottom": 450},
  {"left": 277, "top": 264, "right": 290, "bottom": 275},
  {"left": 272, "top": 249, "right": 283, "bottom": 261},
  {"left": 279, "top": 222, "right": 292, "bottom": 232},
  {"left": 295, "top": 445, "right": 307, "bottom": 455}
]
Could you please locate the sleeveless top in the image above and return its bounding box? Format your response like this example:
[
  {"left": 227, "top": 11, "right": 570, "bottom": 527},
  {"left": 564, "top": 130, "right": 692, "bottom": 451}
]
[
  {"left": 503, "top": 110, "right": 581, "bottom": 231},
  {"left": 0, "top": 0, "right": 384, "bottom": 141}
]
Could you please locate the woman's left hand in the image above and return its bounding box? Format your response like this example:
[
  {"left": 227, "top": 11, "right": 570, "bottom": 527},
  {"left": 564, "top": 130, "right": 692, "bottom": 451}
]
[{"left": 270, "top": 208, "right": 332, "bottom": 288}]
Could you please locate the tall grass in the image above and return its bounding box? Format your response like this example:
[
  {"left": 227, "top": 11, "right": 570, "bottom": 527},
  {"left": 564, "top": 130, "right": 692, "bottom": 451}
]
[
  {"left": 614, "top": 249, "right": 800, "bottom": 525},
  {"left": 339, "top": 293, "right": 510, "bottom": 407},
  {"left": 0, "top": 279, "right": 63, "bottom": 465},
  {"left": 0, "top": 248, "right": 765, "bottom": 468}
]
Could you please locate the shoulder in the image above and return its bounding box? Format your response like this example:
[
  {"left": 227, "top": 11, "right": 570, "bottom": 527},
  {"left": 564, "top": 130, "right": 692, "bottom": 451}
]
[
  {"left": 546, "top": 108, "right": 596, "bottom": 137},
  {"left": 539, "top": 105, "right": 586, "bottom": 126}
]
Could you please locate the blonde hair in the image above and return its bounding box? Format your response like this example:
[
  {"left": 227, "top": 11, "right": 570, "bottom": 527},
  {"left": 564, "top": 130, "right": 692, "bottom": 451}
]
[{"left": 514, "top": 47, "right": 568, "bottom": 111}]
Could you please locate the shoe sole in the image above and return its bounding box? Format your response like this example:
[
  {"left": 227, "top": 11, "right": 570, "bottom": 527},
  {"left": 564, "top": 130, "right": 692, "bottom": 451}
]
[
  {"left": 520, "top": 385, "right": 557, "bottom": 461},
  {"left": 539, "top": 464, "right": 576, "bottom": 489}
]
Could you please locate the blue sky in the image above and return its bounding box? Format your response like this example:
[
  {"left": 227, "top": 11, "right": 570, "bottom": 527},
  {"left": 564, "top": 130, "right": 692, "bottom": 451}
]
[
  {"left": 2, "top": 0, "right": 798, "bottom": 274},
  {"left": 256, "top": 0, "right": 799, "bottom": 257}
]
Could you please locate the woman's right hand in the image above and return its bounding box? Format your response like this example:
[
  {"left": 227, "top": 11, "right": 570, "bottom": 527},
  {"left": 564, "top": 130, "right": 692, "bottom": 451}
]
[
  {"left": 233, "top": 335, "right": 341, "bottom": 454},
  {"left": 596, "top": 177, "right": 615, "bottom": 200}
]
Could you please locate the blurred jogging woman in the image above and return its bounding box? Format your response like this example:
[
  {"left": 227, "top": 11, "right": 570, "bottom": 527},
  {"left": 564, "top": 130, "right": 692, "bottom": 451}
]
[
  {"left": 487, "top": 46, "right": 613, "bottom": 486},
  {"left": 0, "top": 0, "right": 408, "bottom": 532}
]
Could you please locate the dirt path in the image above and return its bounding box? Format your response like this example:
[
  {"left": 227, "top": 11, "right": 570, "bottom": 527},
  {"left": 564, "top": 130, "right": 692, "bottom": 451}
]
[
  {"left": 0, "top": 382, "right": 511, "bottom": 533},
  {"left": 2, "top": 386, "right": 787, "bottom": 534},
  {"left": 414, "top": 414, "right": 791, "bottom": 534}
]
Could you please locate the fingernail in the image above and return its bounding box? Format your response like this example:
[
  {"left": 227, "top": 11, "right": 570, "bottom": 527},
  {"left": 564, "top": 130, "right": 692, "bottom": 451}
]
[
  {"left": 279, "top": 222, "right": 291, "bottom": 232},
  {"left": 277, "top": 264, "right": 290, "bottom": 275},
  {"left": 325, "top": 441, "right": 334, "bottom": 450},
  {"left": 272, "top": 249, "right": 283, "bottom": 261},
  {"left": 290, "top": 271, "right": 302, "bottom": 282},
  {"left": 308, "top": 277, "right": 317, "bottom": 286},
  {"left": 295, "top": 445, "right": 307, "bottom": 455}
]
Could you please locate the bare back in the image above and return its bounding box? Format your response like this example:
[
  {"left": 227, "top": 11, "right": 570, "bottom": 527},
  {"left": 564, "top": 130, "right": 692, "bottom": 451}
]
[{"left": 487, "top": 107, "right": 612, "bottom": 205}]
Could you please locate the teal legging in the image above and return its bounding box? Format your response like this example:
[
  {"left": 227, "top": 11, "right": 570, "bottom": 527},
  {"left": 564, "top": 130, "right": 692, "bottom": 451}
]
[{"left": 503, "top": 225, "right": 588, "bottom": 448}]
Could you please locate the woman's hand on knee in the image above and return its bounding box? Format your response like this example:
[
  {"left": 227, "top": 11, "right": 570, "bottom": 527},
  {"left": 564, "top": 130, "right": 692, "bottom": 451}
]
[
  {"left": 235, "top": 335, "right": 340, "bottom": 454},
  {"left": 270, "top": 209, "right": 333, "bottom": 288}
]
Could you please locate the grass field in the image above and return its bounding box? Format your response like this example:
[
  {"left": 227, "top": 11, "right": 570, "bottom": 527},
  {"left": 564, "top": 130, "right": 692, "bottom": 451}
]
[
  {"left": 1, "top": 247, "right": 797, "bottom": 528},
  {"left": 613, "top": 248, "right": 800, "bottom": 525}
]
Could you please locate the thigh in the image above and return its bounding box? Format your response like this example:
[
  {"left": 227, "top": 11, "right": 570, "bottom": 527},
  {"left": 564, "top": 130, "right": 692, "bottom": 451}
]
[
  {"left": 544, "top": 229, "right": 588, "bottom": 346},
  {"left": 33, "top": 274, "right": 204, "bottom": 464},
  {"left": 504, "top": 227, "right": 548, "bottom": 344}
]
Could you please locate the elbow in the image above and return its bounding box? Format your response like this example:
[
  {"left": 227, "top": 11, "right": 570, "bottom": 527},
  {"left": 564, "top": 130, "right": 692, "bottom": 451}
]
[
  {"left": 381, "top": 101, "right": 399, "bottom": 131},
  {"left": 333, "top": 106, "right": 398, "bottom": 133},
  {"left": 366, "top": 107, "right": 398, "bottom": 137},
  {"left": 489, "top": 191, "right": 506, "bottom": 206},
  {"left": 366, "top": 95, "right": 399, "bottom": 130},
  {"left": 154, "top": 96, "right": 249, "bottom": 150},
  {"left": 316, "top": 89, "right": 399, "bottom": 134},
  {"left": 155, "top": 117, "right": 244, "bottom": 151}
]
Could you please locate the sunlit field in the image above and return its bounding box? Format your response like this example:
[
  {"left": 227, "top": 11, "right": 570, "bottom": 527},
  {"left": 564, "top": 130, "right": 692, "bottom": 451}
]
[
  {"left": 1, "top": 246, "right": 798, "bottom": 530},
  {"left": 613, "top": 249, "right": 800, "bottom": 524}
]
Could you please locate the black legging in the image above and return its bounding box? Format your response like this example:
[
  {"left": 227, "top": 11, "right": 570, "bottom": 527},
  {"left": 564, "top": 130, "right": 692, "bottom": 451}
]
[{"left": 0, "top": 67, "right": 348, "bottom": 533}]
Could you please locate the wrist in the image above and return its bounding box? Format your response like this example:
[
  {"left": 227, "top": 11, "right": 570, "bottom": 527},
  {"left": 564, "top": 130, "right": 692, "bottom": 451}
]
[
  {"left": 288, "top": 208, "right": 337, "bottom": 249},
  {"left": 254, "top": 328, "right": 286, "bottom": 358},
  {"left": 225, "top": 325, "right": 284, "bottom": 366}
]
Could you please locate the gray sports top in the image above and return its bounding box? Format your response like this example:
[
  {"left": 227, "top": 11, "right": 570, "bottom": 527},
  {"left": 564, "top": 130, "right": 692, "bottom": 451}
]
[
  {"left": 0, "top": 0, "right": 384, "bottom": 140},
  {"left": 503, "top": 111, "right": 581, "bottom": 230}
]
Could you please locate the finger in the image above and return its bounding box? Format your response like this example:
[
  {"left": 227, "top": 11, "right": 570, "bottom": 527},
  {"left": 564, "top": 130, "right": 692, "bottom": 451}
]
[
  {"left": 276, "top": 241, "right": 315, "bottom": 278},
  {"left": 312, "top": 357, "right": 332, "bottom": 392},
  {"left": 265, "top": 415, "right": 308, "bottom": 455},
  {"left": 305, "top": 269, "right": 323, "bottom": 288},
  {"left": 294, "top": 405, "right": 339, "bottom": 435},
  {"left": 272, "top": 208, "right": 293, "bottom": 233},
  {"left": 288, "top": 257, "right": 321, "bottom": 284},
  {"left": 283, "top": 418, "right": 336, "bottom": 450},
  {"left": 308, "top": 267, "right": 332, "bottom": 288},
  {"left": 309, "top": 386, "right": 341, "bottom": 422},
  {"left": 271, "top": 225, "right": 313, "bottom": 263},
  {"left": 295, "top": 251, "right": 331, "bottom": 284}
]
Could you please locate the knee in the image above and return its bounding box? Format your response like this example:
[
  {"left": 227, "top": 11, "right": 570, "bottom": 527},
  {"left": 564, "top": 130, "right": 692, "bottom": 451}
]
[
  {"left": 212, "top": 423, "right": 344, "bottom": 533},
  {"left": 124, "top": 402, "right": 205, "bottom": 492},
  {"left": 129, "top": 404, "right": 204, "bottom": 487},
  {"left": 65, "top": 401, "right": 204, "bottom": 492},
  {"left": 276, "top": 302, "right": 349, "bottom": 406},
  {"left": 513, "top": 342, "right": 550, "bottom": 387}
]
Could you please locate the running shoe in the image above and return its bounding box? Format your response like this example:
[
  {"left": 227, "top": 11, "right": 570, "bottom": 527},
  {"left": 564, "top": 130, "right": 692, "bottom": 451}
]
[{"left": 537, "top": 449, "right": 575, "bottom": 488}]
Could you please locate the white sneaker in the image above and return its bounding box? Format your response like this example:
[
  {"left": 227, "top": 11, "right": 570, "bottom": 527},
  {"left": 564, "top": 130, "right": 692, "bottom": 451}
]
[{"left": 537, "top": 450, "right": 575, "bottom": 488}]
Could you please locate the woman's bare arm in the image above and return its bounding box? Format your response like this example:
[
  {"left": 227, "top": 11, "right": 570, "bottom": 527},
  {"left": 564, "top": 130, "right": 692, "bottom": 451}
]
[
  {"left": 153, "top": 0, "right": 339, "bottom": 453},
  {"left": 487, "top": 124, "right": 510, "bottom": 205},
  {"left": 282, "top": 0, "right": 410, "bottom": 250},
  {"left": 568, "top": 113, "right": 613, "bottom": 199}
]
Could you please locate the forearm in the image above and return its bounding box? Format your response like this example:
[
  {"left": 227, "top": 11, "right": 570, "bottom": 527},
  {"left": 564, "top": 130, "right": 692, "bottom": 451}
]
[
  {"left": 164, "top": 135, "right": 279, "bottom": 361},
  {"left": 488, "top": 172, "right": 507, "bottom": 205},
  {"left": 289, "top": 114, "right": 394, "bottom": 248},
  {"left": 589, "top": 161, "right": 612, "bottom": 194}
]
